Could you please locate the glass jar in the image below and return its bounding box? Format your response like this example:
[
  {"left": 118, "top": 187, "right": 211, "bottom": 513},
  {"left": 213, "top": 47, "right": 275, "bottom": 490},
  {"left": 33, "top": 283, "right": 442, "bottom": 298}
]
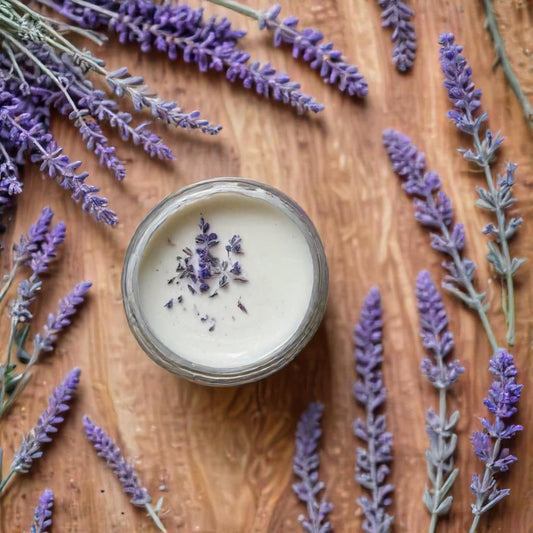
[{"left": 122, "top": 178, "right": 329, "bottom": 386}]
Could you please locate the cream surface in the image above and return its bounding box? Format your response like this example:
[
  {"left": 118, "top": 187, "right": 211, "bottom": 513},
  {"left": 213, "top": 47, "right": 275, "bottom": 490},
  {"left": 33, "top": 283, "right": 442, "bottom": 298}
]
[{"left": 137, "top": 193, "right": 314, "bottom": 368}]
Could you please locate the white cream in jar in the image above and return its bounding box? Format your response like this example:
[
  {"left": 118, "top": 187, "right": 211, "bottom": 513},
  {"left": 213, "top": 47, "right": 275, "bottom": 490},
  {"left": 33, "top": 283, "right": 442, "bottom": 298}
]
[{"left": 122, "top": 178, "right": 328, "bottom": 385}]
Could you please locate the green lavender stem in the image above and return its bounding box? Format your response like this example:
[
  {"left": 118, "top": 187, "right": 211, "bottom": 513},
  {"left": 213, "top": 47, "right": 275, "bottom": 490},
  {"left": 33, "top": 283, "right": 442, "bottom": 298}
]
[
  {"left": 0, "top": 319, "right": 16, "bottom": 414},
  {"left": 206, "top": 0, "right": 261, "bottom": 20},
  {"left": 145, "top": 502, "right": 167, "bottom": 533},
  {"left": 469, "top": 438, "right": 502, "bottom": 533},
  {"left": 467, "top": 109, "right": 517, "bottom": 347},
  {"left": 481, "top": 0, "right": 533, "bottom": 130}
]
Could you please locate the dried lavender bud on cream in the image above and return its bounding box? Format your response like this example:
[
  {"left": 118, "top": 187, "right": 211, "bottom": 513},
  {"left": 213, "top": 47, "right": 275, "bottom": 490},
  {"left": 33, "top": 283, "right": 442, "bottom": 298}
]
[{"left": 137, "top": 193, "right": 314, "bottom": 369}]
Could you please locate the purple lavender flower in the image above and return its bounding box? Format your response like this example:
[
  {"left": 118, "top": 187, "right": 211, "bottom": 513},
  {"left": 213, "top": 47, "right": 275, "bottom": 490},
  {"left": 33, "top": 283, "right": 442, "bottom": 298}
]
[
  {"left": 29, "top": 222, "right": 66, "bottom": 276},
  {"left": 439, "top": 32, "right": 523, "bottom": 347},
  {"left": 378, "top": 0, "right": 416, "bottom": 72},
  {"left": 13, "top": 207, "right": 54, "bottom": 264},
  {"left": 353, "top": 288, "right": 394, "bottom": 533},
  {"left": 83, "top": 416, "right": 166, "bottom": 531},
  {"left": 438, "top": 33, "right": 481, "bottom": 133},
  {"left": 10, "top": 368, "right": 80, "bottom": 474},
  {"left": 382, "top": 128, "right": 499, "bottom": 353},
  {"left": 83, "top": 415, "right": 151, "bottom": 506},
  {"left": 43, "top": 0, "right": 324, "bottom": 114},
  {"left": 10, "top": 278, "right": 42, "bottom": 324},
  {"left": 416, "top": 271, "right": 464, "bottom": 530},
  {"left": 258, "top": 3, "right": 367, "bottom": 97},
  {"left": 34, "top": 281, "right": 92, "bottom": 353},
  {"left": 469, "top": 350, "right": 522, "bottom": 531},
  {"left": 292, "top": 402, "right": 332, "bottom": 533},
  {"left": 30, "top": 488, "right": 54, "bottom": 533}
]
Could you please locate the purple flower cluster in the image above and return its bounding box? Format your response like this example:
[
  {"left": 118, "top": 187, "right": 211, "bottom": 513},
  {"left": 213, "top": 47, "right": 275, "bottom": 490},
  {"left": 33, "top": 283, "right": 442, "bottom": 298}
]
[
  {"left": 13, "top": 207, "right": 54, "bottom": 265},
  {"left": 11, "top": 368, "right": 80, "bottom": 474},
  {"left": 439, "top": 32, "right": 523, "bottom": 347},
  {"left": 44, "top": 0, "right": 324, "bottom": 114},
  {"left": 30, "top": 488, "right": 54, "bottom": 533},
  {"left": 83, "top": 415, "right": 151, "bottom": 507},
  {"left": 416, "top": 271, "right": 464, "bottom": 390},
  {"left": 470, "top": 350, "right": 522, "bottom": 528},
  {"left": 353, "top": 288, "right": 394, "bottom": 533},
  {"left": 416, "top": 271, "right": 463, "bottom": 526},
  {"left": 259, "top": 3, "right": 368, "bottom": 97},
  {"left": 292, "top": 402, "right": 332, "bottom": 533},
  {"left": 382, "top": 128, "right": 498, "bottom": 352},
  {"left": 378, "top": 0, "right": 417, "bottom": 72},
  {"left": 35, "top": 281, "right": 92, "bottom": 353},
  {"left": 438, "top": 33, "right": 481, "bottom": 133}
]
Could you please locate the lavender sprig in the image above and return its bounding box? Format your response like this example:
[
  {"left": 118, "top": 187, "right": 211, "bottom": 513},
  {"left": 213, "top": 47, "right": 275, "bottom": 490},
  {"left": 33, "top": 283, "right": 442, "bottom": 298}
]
[
  {"left": 292, "top": 402, "right": 333, "bottom": 533},
  {"left": 353, "top": 288, "right": 394, "bottom": 533},
  {"left": 0, "top": 206, "right": 53, "bottom": 304},
  {"left": 83, "top": 415, "right": 166, "bottom": 532},
  {"left": 378, "top": 0, "right": 416, "bottom": 72},
  {"left": 416, "top": 271, "right": 464, "bottom": 532},
  {"left": 41, "top": 0, "right": 324, "bottom": 114},
  {"left": 439, "top": 32, "right": 523, "bottom": 346},
  {"left": 383, "top": 128, "right": 499, "bottom": 353},
  {"left": 0, "top": 368, "right": 80, "bottom": 495},
  {"left": 469, "top": 350, "right": 522, "bottom": 532},
  {"left": 205, "top": 0, "right": 368, "bottom": 97},
  {"left": 29, "top": 488, "right": 54, "bottom": 533}
]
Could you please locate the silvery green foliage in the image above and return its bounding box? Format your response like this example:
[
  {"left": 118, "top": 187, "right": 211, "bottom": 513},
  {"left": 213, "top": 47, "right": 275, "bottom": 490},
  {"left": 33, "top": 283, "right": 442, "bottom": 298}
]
[{"left": 416, "top": 271, "right": 464, "bottom": 530}]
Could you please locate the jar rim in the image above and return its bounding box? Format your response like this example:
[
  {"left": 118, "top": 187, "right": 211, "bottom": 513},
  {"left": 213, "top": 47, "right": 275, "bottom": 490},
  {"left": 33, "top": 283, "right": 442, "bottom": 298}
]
[{"left": 122, "top": 177, "right": 329, "bottom": 386}]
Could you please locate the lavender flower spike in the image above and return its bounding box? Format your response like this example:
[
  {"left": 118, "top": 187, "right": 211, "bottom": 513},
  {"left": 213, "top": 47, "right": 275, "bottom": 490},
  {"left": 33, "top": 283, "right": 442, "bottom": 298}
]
[
  {"left": 83, "top": 416, "right": 166, "bottom": 532},
  {"left": 292, "top": 402, "right": 333, "bottom": 533},
  {"left": 13, "top": 207, "right": 54, "bottom": 265},
  {"left": 4, "top": 368, "right": 80, "bottom": 490},
  {"left": 30, "top": 488, "right": 54, "bottom": 533},
  {"left": 383, "top": 128, "right": 499, "bottom": 353},
  {"left": 439, "top": 32, "right": 523, "bottom": 346},
  {"left": 34, "top": 281, "right": 92, "bottom": 354},
  {"left": 353, "top": 288, "right": 394, "bottom": 533},
  {"left": 378, "top": 0, "right": 417, "bottom": 72},
  {"left": 416, "top": 271, "right": 464, "bottom": 532},
  {"left": 469, "top": 350, "right": 522, "bottom": 532}
]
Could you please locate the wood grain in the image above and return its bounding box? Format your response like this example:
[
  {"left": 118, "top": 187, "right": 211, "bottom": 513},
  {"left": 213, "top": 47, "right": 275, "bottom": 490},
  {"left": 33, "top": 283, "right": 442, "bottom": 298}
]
[{"left": 1, "top": 0, "right": 532, "bottom": 531}]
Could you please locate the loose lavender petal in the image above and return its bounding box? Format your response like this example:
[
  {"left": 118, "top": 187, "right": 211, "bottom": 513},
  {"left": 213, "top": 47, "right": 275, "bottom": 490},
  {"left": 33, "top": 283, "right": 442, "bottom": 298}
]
[
  {"left": 259, "top": 3, "right": 368, "bottom": 97},
  {"left": 292, "top": 402, "right": 333, "bottom": 533},
  {"left": 469, "top": 350, "right": 523, "bottom": 531},
  {"left": 416, "top": 271, "right": 464, "bottom": 529},
  {"left": 353, "top": 288, "right": 394, "bottom": 533},
  {"left": 383, "top": 128, "right": 499, "bottom": 353},
  {"left": 34, "top": 281, "right": 92, "bottom": 353},
  {"left": 11, "top": 368, "right": 80, "bottom": 474},
  {"left": 30, "top": 488, "right": 54, "bottom": 533},
  {"left": 378, "top": 0, "right": 417, "bottom": 72}
]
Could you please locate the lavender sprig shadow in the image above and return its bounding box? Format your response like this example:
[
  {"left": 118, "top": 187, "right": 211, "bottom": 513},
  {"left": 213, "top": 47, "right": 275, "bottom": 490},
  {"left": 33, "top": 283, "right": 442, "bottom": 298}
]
[
  {"left": 469, "top": 350, "right": 522, "bottom": 532},
  {"left": 383, "top": 128, "right": 499, "bottom": 353},
  {"left": 40, "top": 0, "right": 324, "bottom": 114},
  {"left": 377, "top": 0, "right": 416, "bottom": 72},
  {"left": 438, "top": 32, "right": 524, "bottom": 347},
  {"left": 416, "top": 271, "right": 464, "bottom": 533},
  {"left": 29, "top": 488, "right": 54, "bottom": 533},
  {"left": 292, "top": 402, "right": 333, "bottom": 533},
  {"left": 0, "top": 367, "right": 80, "bottom": 496},
  {"left": 83, "top": 416, "right": 166, "bottom": 532},
  {"left": 353, "top": 288, "right": 394, "bottom": 533}
]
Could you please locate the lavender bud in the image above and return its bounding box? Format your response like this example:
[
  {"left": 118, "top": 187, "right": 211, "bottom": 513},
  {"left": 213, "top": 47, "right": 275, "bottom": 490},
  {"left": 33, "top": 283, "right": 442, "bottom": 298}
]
[
  {"left": 30, "top": 488, "right": 54, "bottom": 533},
  {"left": 11, "top": 368, "right": 81, "bottom": 474}
]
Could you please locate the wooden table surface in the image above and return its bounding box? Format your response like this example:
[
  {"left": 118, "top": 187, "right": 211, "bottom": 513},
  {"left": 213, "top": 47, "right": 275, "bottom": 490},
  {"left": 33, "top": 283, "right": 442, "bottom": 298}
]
[{"left": 1, "top": 0, "right": 532, "bottom": 531}]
